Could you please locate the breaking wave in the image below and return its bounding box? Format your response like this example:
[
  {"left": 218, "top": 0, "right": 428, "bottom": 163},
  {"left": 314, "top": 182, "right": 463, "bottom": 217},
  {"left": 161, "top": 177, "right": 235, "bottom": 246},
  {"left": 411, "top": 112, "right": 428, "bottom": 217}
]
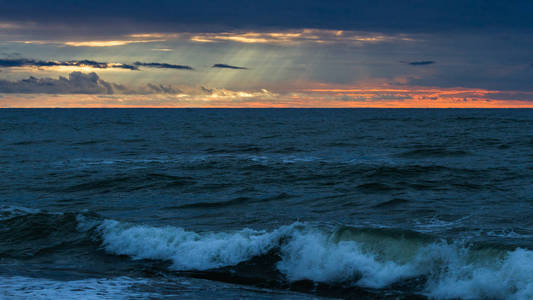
[
  {"left": 3, "top": 208, "right": 533, "bottom": 299},
  {"left": 94, "top": 215, "right": 533, "bottom": 299}
]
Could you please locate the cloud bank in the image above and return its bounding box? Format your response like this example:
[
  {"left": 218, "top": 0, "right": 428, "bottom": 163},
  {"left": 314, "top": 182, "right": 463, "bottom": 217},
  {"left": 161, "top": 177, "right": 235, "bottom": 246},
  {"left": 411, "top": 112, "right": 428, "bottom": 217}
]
[
  {"left": 134, "top": 62, "right": 194, "bottom": 70},
  {"left": 0, "top": 59, "right": 195, "bottom": 71},
  {"left": 212, "top": 64, "right": 248, "bottom": 70},
  {"left": 406, "top": 61, "right": 436, "bottom": 66},
  {"left": 0, "top": 72, "right": 181, "bottom": 94},
  {"left": 0, "top": 58, "right": 138, "bottom": 70}
]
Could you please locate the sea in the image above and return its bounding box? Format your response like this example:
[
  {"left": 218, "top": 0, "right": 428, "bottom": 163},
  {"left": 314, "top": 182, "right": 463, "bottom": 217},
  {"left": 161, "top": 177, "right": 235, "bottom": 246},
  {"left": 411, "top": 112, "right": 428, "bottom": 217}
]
[{"left": 0, "top": 108, "right": 532, "bottom": 299}]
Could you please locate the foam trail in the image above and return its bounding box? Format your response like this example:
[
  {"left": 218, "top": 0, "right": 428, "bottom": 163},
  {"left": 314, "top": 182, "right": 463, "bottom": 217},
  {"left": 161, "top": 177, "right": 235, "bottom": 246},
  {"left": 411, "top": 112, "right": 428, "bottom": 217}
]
[{"left": 0, "top": 276, "right": 155, "bottom": 299}]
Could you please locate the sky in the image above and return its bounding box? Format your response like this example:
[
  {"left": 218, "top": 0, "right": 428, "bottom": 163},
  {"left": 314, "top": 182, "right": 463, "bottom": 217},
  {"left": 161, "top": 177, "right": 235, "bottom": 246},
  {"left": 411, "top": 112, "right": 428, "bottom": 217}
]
[{"left": 0, "top": 0, "right": 532, "bottom": 108}]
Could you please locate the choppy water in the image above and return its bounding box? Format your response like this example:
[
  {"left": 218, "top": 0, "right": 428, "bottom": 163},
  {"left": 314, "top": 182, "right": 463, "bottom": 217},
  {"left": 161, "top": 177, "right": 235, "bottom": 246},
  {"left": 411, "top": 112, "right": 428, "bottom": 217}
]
[{"left": 1, "top": 108, "right": 533, "bottom": 299}]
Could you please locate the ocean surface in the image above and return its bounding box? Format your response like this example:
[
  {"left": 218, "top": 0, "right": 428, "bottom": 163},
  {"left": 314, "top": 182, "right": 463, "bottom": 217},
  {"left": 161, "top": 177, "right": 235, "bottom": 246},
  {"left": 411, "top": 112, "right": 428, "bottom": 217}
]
[{"left": 1, "top": 108, "right": 532, "bottom": 299}]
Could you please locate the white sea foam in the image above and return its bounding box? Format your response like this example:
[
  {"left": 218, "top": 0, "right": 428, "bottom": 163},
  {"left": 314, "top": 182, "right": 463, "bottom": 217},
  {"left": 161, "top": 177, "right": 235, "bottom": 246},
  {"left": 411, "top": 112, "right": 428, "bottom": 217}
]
[
  {"left": 98, "top": 220, "right": 295, "bottom": 270},
  {"left": 0, "top": 205, "right": 41, "bottom": 220},
  {"left": 276, "top": 228, "right": 417, "bottom": 288},
  {"left": 485, "top": 229, "right": 533, "bottom": 239},
  {"left": 414, "top": 215, "right": 471, "bottom": 233},
  {"left": 0, "top": 276, "right": 155, "bottom": 299},
  {"left": 75, "top": 214, "right": 101, "bottom": 232},
  {"left": 421, "top": 247, "right": 533, "bottom": 300},
  {"left": 77, "top": 218, "right": 533, "bottom": 299}
]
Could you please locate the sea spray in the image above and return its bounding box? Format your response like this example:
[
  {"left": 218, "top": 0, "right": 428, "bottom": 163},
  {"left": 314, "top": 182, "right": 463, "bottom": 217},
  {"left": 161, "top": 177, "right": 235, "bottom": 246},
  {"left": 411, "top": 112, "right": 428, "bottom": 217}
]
[
  {"left": 4, "top": 207, "right": 533, "bottom": 299},
  {"left": 93, "top": 216, "right": 533, "bottom": 299}
]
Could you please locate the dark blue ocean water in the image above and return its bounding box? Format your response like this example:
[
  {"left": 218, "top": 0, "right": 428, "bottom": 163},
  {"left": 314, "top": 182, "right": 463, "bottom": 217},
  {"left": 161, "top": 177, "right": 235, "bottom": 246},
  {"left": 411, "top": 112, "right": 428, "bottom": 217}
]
[{"left": 1, "top": 109, "right": 533, "bottom": 299}]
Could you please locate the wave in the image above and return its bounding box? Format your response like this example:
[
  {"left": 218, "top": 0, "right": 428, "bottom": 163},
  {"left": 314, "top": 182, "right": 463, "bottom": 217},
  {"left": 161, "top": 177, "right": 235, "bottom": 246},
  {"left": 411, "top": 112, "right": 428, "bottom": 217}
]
[
  {"left": 60, "top": 173, "right": 196, "bottom": 193},
  {"left": 372, "top": 198, "right": 410, "bottom": 208},
  {"left": 91, "top": 215, "right": 533, "bottom": 299},
  {"left": 172, "top": 193, "right": 294, "bottom": 209},
  {"left": 396, "top": 148, "right": 470, "bottom": 159},
  {"left": 98, "top": 219, "right": 290, "bottom": 271},
  {"left": 54, "top": 153, "right": 392, "bottom": 170},
  {"left": 170, "top": 193, "right": 295, "bottom": 209},
  {"left": 356, "top": 182, "right": 397, "bottom": 193},
  {"left": 0, "top": 205, "right": 41, "bottom": 220},
  {"left": 7, "top": 139, "right": 56, "bottom": 146},
  {"left": 3, "top": 208, "right": 533, "bottom": 299}
]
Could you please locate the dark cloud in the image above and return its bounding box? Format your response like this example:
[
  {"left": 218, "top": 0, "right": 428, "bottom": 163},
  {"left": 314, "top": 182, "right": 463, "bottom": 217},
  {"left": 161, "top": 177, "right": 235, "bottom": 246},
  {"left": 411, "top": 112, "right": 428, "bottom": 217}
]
[
  {"left": 406, "top": 61, "right": 436, "bottom": 66},
  {"left": 0, "top": 72, "right": 113, "bottom": 94},
  {"left": 0, "top": 58, "right": 138, "bottom": 70},
  {"left": 145, "top": 84, "right": 182, "bottom": 94},
  {"left": 0, "top": 1, "right": 531, "bottom": 34},
  {"left": 0, "top": 58, "right": 56, "bottom": 67},
  {"left": 0, "top": 72, "right": 181, "bottom": 94},
  {"left": 0, "top": 58, "right": 197, "bottom": 71},
  {"left": 134, "top": 62, "right": 194, "bottom": 70},
  {"left": 200, "top": 86, "right": 213, "bottom": 94},
  {"left": 212, "top": 64, "right": 248, "bottom": 70}
]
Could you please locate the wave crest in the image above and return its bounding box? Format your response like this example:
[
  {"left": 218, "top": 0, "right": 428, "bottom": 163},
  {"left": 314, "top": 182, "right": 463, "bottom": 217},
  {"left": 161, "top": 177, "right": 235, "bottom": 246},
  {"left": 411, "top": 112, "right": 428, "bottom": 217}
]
[
  {"left": 4, "top": 207, "right": 533, "bottom": 299},
  {"left": 98, "top": 219, "right": 292, "bottom": 270}
]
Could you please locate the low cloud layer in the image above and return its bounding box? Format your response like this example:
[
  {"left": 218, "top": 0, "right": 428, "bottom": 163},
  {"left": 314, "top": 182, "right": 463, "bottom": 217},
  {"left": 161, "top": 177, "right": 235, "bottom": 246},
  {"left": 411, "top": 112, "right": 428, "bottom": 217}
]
[
  {"left": 407, "top": 61, "right": 436, "bottom": 66},
  {"left": 2, "top": 84, "right": 532, "bottom": 108},
  {"left": 0, "top": 58, "right": 195, "bottom": 71},
  {"left": 0, "top": 72, "right": 113, "bottom": 94},
  {"left": 0, "top": 58, "right": 138, "bottom": 70},
  {"left": 212, "top": 64, "right": 248, "bottom": 70},
  {"left": 0, "top": 72, "right": 181, "bottom": 94},
  {"left": 134, "top": 62, "right": 194, "bottom": 70}
]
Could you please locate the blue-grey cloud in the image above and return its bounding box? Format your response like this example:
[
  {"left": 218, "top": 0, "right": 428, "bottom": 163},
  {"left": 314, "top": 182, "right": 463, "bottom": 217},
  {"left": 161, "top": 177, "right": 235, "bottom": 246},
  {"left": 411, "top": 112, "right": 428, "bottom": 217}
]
[
  {"left": 0, "top": 1, "right": 531, "bottom": 34},
  {"left": 0, "top": 72, "right": 181, "bottom": 94},
  {"left": 144, "top": 84, "right": 182, "bottom": 94},
  {"left": 0, "top": 58, "right": 139, "bottom": 70},
  {"left": 200, "top": 86, "right": 213, "bottom": 94},
  {"left": 406, "top": 61, "right": 436, "bottom": 66},
  {"left": 0, "top": 72, "right": 114, "bottom": 94},
  {"left": 212, "top": 64, "right": 248, "bottom": 70},
  {"left": 134, "top": 62, "right": 194, "bottom": 70}
]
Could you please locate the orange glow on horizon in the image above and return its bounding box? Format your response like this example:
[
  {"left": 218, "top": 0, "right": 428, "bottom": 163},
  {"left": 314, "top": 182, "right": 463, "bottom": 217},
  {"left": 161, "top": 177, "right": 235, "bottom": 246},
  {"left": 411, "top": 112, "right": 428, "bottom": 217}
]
[
  {"left": 0, "top": 82, "right": 531, "bottom": 108},
  {"left": 306, "top": 88, "right": 504, "bottom": 94},
  {"left": 1, "top": 90, "right": 532, "bottom": 108}
]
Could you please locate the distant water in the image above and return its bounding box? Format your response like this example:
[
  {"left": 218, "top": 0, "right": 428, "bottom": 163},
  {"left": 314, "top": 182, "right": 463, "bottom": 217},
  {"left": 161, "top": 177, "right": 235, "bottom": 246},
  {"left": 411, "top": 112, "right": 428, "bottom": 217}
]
[{"left": 1, "top": 108, "right": 533, "bottom": 299}]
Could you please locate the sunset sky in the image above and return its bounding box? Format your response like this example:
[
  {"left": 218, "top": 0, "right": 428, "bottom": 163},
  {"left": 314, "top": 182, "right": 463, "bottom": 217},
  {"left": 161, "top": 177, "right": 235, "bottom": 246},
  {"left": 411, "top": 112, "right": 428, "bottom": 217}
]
[{"left": 0, "top": 0, "right": 532, "bottom": 107}]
